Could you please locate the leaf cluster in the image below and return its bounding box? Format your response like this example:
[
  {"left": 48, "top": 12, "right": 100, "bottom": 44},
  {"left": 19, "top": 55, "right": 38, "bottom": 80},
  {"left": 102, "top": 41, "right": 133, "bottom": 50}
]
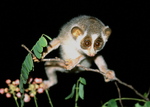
[
  {"left": 102, "top": 98, "right": 150, "bottom": 107},
  {"left": 19, "top": 34, "right": 51, "bottom": 107},
  {"left": 65, "top": 77, "right": 86, "bottom": 107}
]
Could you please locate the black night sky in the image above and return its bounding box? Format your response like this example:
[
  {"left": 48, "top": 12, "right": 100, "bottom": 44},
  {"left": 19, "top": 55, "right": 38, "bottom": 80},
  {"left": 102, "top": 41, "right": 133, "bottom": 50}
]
[{"left": 1, "top": 1, "right": 150, "bottom": 107}]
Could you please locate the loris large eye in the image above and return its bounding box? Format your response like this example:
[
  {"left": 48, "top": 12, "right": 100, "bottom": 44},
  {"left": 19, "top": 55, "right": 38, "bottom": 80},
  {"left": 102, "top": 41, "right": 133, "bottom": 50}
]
[
  {"left": 94, "top": 37, "right": 103, "bottom": 50},
  {"left": 84, "top": 39, "right": 91, "bottom": 47},
  {"left": 81, "top": 36, "right": 92, "bottom": 49}
]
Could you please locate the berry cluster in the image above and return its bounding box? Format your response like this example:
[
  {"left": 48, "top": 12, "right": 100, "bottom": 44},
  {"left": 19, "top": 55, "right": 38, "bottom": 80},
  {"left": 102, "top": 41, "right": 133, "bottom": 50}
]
[{"left": 0, "top": 78, "right": 44, "bottom": 103}]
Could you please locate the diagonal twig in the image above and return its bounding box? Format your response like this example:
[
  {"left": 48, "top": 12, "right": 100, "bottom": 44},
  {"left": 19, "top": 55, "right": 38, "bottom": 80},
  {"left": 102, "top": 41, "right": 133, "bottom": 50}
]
[
  {"left": 21, "top": 44, "right": 35, "bottom": 57},
  {"left": 116, "top": 78, "right": 149, "bottom": 101}
]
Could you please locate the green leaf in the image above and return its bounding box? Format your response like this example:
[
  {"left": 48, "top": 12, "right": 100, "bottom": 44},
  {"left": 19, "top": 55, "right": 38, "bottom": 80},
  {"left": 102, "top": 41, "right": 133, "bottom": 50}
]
[
  {"left": 20, "top": 54, "right": 33, "bottom": 84},
  {"left": 28, "top": 54, "right": 34, "bottom": 68},
  {"left": 135, "top": 103, "right": 143, "bottom": 107},
  {"left": 135, "top": 101, "right": 150, "bottom": 107},
  {"left": 33, "top": 36, "right": 49, "bottom": 58},
  {"left": 65, "top": 84, "right": 76, "bottom": 100},
  {"left": 38, "top": 36, "right": 47, "bottom": 47},
  {"left": 33, "top": 47, "right": 42, "bottom": 59},
  {"left": 107, "top": 99, "right": 118, "bottom": 107},
  {"left": 20, "top": 74, "right": 26, "bottom": 85},
  {"left": 144, "top": 101, "right": 150, "bottom": 107},
  {"left": 21, "top": 65, "right": 30, "bottom": 83},
  {"left": 19, "top": 75, "right": 24, "bottom": 93},
  {"left": 43, "top": 34, "right": 52, "bottom": 40},
  {"left": 24, "top": 54, "right": 33, "bottom": 71},
  {"left": 19, "top": 34, "right": 50, "bottom": 107},
  {"left": 35, "top": 42, "right": 43, "bottom": 52},
  {"left": 79, "top": 77, "right": 86, "bottom": 85},
  {"left": 79, "top": 83, "right": 84, "bottom": 100},
  {"left": 21, "top": 63, "right": 28, "bottom": 73},
  {"left": 21, "top": 69, "right": 28, "bottom": 83},
  {"left": 143, "top": 92, "right": 149, "bottom": 98}
]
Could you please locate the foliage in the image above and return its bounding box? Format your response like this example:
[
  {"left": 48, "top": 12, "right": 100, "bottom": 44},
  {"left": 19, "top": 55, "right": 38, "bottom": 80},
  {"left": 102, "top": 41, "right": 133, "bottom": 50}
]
[
  {"left": 135, "top": 101, "right": 150, "bottom": 107},
  {"left": 65, "top": 77, "right": 86, "bottom": 107},
  {"left": 103, "top": 99, "right": 118, "bottom": 107},
  {"left": 1, "top": 33, "right": 149, "bottom": 107},
  {"left": 1, "top": 78, "right": 150, "bottom": 107},
  {"left": 102, "top": 98, "right": 150, "bottom": 107},
  {"left": 19, "top": 34, "right": 51, "bottom": 107}
]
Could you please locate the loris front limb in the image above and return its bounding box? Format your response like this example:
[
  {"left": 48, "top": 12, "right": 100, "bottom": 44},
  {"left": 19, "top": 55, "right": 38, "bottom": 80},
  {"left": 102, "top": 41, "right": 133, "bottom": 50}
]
[
  {"left": 42, "top": 38, "right": 61, "bottom": 59},
  {"left": 94, "top": 55, "right": 116, "bottom": 82}
]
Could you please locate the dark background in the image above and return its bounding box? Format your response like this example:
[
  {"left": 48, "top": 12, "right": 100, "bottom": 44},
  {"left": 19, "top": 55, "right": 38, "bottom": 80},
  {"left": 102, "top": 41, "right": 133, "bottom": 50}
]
[{"left": 1, "top": 1, "right": 150, "bottom": 107}]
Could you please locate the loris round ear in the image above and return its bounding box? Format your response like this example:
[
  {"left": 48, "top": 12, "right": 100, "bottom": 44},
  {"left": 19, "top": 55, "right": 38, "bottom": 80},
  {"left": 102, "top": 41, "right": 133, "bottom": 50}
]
[
  {"left": 71, "top": 27, "right": 83, "bottom": 39},
  {"left": 103, "top": 26, "right": 112, "bottom": 39}
]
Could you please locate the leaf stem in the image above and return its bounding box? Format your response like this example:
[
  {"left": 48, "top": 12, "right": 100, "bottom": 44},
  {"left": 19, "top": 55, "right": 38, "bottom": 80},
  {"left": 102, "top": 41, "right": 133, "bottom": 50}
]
[
  {"left": 34, "top": 96, "right": 38, "bottom": 107},
  {"left": 13, "top": 93, "right": 20, "bottom": 107},
  {"left": 45, "top": 89, "right": 54, "bottom": 107},
  {"left": 42, "top": 34, "right": 52, "bottom": 40},
  {"left": 75, "top": 79, "right": 80, "bottom": 107}
]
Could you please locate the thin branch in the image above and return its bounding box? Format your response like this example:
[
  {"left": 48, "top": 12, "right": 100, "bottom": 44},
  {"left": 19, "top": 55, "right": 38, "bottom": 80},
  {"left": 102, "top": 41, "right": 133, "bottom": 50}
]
[
  {"left": 116, "top": 78, "right": 149, "bottom": 101},
  {"left": 41, "top": 57, "right": 65, "bottom": 63},
  {"left": 41, "top": 58, "right": 150, "bottom": 101},
  {"left": 21, "top": 44, "right": 150, "bottom": 101},
  {"left": 21, "top": 44, "right": 35, "bottom": 57},
  {"left": 115, "top": 82, "right": 123, "bottom": 107},
  {"left": 77, "top": 64, "right": 103, "bottom": 73}
]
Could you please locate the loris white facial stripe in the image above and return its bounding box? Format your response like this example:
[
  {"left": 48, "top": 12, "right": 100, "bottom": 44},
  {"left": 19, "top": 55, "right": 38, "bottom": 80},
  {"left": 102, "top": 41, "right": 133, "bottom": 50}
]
[{"left": 91, "top": 34, "right": 99, "bottom": 46}]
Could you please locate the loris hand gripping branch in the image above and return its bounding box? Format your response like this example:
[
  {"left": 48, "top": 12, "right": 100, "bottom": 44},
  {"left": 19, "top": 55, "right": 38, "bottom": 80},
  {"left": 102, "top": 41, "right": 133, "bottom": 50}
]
[{"left": 41, "top": 15, "right": 115, "bottom": 88}]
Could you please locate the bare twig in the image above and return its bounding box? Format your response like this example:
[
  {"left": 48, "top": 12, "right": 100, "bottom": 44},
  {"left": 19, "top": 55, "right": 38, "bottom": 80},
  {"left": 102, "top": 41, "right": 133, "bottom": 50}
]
[
  {"left": 21, "top": 44, "right": 35, "bottom": 57},
  {"left": 115, "top": 82, "right": 123, "bottom": 107},
  {"left": 116, "top": 78, "right": 149, "bottom": 101},
  {"left": 77, "top": 64, "right": 103, "bottom": 73},
  {"left": 21, "top": 44, "right": 40, "bottom": 62},
  {"left": 41, "top": 57, "right": 65, "bottom": 63}
]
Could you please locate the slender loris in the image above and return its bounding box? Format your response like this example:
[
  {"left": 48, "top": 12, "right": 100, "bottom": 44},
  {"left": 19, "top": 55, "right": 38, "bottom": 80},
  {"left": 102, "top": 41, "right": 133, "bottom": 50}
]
[{"left": 41, "top": 15, "right": 115, "bottom": 88}]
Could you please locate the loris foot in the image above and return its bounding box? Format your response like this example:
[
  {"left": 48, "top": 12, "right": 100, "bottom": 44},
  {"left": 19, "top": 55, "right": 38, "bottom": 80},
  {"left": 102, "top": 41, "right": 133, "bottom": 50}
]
[
  {"left": 33, "top": 56, "right": 40, "bottom": 62},
  {"left": 64, "top": 59, "right": 76, "bottom": 70},
  {"left": 104, "top": 70, "right": 116, "bottom": 82},
  {"left": 43, "top": 80, "right": 55, "bottom": 89}
]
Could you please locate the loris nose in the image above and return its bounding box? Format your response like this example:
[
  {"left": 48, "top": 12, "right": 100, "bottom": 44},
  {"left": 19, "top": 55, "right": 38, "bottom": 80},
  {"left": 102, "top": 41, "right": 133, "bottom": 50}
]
[
  {"left": 88, "top": 47, "right": 96, "bottom": 57},
  {"left": 88, "top": 53, "right": 95, "bottom": 57}
]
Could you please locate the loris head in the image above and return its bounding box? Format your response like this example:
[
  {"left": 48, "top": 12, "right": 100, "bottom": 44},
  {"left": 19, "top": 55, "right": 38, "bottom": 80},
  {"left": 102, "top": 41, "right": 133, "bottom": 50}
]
[{"left": 71, "top": 16, "right": 111, "bottom": 57}]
